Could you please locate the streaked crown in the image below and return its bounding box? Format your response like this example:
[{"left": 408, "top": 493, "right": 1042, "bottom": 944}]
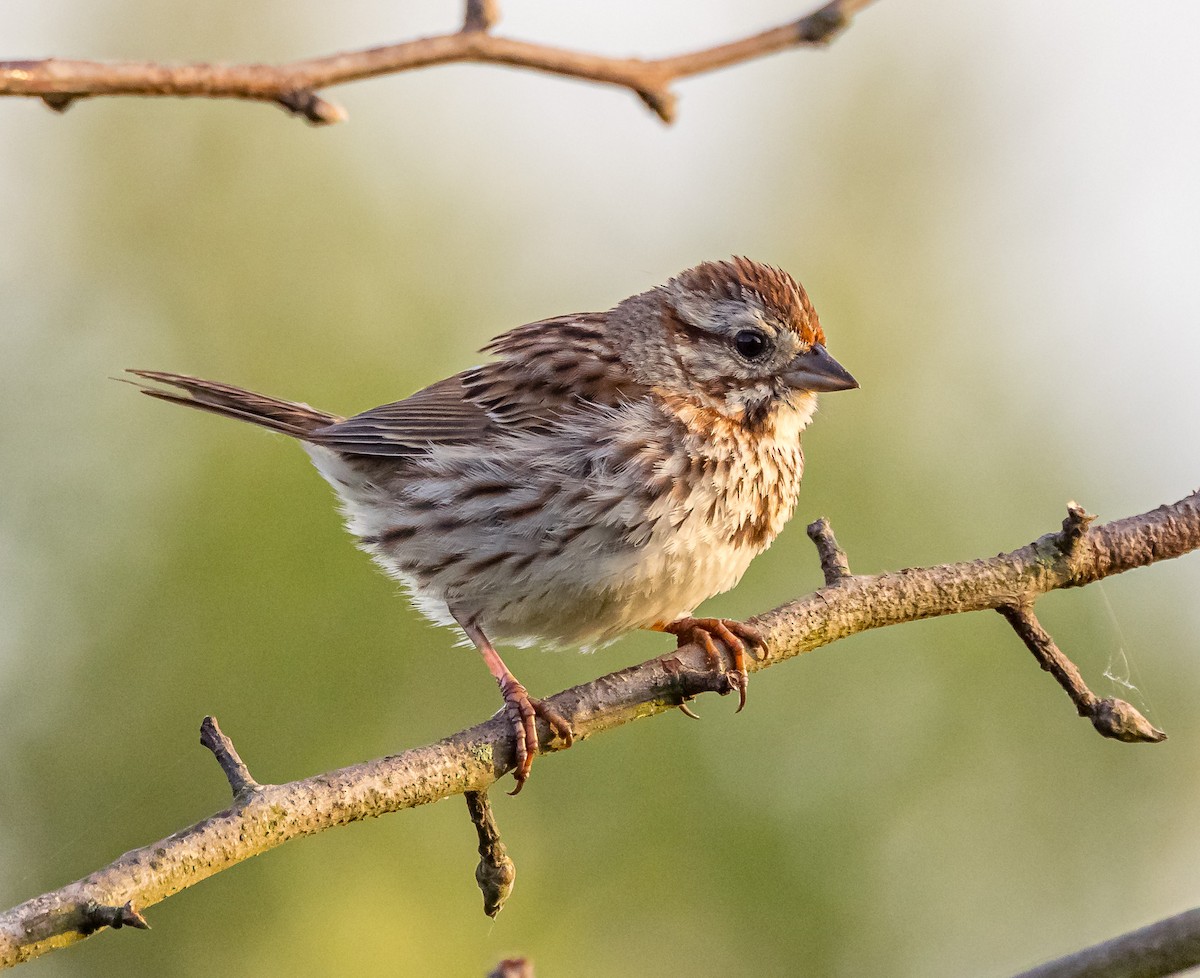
[{"left": 666, "top": 257, "right": 825, "bottom": 347}]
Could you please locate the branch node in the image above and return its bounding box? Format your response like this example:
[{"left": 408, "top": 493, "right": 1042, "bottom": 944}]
[
  {"left": 79, "top": 900, "right": 149, "bottom": 935},
  {"left": 462, "top": 0, "right": 500, "bottom": 33},
  {"left": 274, "top": 90, "right": 348, "bottom": 126},
  {"left": 40, "top": 92, "right": 78, "bottom": 113},
  {"left": 796, "top": 1, "right": 849, "bottom": 44},
  {"left": 200, "top": 716, "right": 262, "bottom": 799},
  {"left": 1058, "top": 500, "right": 1097, "bottom": 554},
  {"left": 807, "top": 517, "right": 852, "bottom": 584},
  {"left": 465, "top": 790, "right": 516, "bottom": 918},
  {"left": 636, "top": 87, "right": 677, "bottom": 125},
  {"left": 1091, "top": 697, "right": 1167, "bottom": 744}
]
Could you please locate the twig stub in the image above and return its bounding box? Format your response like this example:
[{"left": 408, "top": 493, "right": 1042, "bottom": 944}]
[
  {"left": 462, "top": 0, "right": 500, "bottom": 34},
  {"left": 199, "top": 716, "right": 262, "bottom": 798},
  {"left": 40, "top": 93, "right": 78, "bottom": 113},
  {"left": 274, "top": 90, "right": 346, "bottom": 126},
  {"left": 1058, "top": 500, "right": 1097, "bottom": 554},
  {"left": 807, "top": 517, "right": 852, "bottom": 585},
  {"left": 635, "top": 88, "right": 677, "bottom": 125},
  {"left": 1091, "top": 697, "right": 1167, "bottom": 744},
  {"left": 79, "top": 901, "right": 149, "bottom": 935},
  {"left": 796, "top": 3, "right": 848, "bottom": 43},
  {"left": 465, "top": 791, "right": 515, "bottom": 918}
]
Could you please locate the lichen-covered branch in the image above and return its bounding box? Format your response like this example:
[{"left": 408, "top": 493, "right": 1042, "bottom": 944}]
[
  {"left": 0, "top": 0, "right": 874, "bottom": 126},
  {"left": 0, "top": 489, "right": 1196, "bottom": 969}
]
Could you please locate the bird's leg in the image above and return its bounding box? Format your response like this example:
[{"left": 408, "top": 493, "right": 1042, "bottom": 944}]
[
  {"left": 453, "top": 613, "right": 573, "bottom": 795},
  {"left": 652, "top": 617, "right": 767, "bottom": 713}
]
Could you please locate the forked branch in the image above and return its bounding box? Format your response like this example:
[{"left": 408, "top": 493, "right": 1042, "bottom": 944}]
[
  {"left": 0, "top": 0, "right": 874, "bottom": 125},
  {"left": 0, "top": 489, "right": 1197, "bottom": 969}
]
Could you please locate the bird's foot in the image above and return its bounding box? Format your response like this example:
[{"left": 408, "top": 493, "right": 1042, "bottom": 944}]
[
  {"left": 657, "top": 617, "right": 766, "bottom": 713},
  {"left": 498, "top": 676, "right": 574, "bottom": 795}
]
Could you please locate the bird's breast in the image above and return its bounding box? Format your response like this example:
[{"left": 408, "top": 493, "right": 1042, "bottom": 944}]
[{"left": 315, "top": 393, "right": 811, "bottom": 650}]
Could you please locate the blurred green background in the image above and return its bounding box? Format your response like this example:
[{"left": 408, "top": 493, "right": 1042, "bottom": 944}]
[{"left": 2, "top": 1, "right": 1199, "bottom": 975}]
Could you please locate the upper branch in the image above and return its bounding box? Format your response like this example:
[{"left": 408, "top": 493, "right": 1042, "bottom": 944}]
[
  {"left": 0, "top": 0, "right": 874, "bottom": 125},
  {"left": 0, "top": 488, "right": 1196, "bottom": 968}
]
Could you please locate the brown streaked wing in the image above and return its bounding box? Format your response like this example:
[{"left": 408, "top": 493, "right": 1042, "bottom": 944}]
[
  {"left": 309, "top": 314, "right": 643, "bottom": 458},
  {"left": 308, "top": 374, "right": 495, "bottom": 458},
  {"left": 470, "top": 313, "right": 643, "bottom": 425}
]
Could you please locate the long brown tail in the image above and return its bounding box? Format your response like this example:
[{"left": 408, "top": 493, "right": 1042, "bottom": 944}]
[{"left": 125, "top": 370, "right": 342, "bottom": 438}]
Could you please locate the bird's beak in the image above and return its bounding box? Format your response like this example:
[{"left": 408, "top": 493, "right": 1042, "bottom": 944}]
[{"left": 783, "top": 343, "right": 859, "bottom": 392}]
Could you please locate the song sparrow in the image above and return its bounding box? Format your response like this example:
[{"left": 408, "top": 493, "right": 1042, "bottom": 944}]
[{"left": 129, "top": 257, "right": 857, "bottom": 792}]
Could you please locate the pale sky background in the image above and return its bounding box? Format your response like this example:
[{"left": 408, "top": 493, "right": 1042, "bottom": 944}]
[{"left": 6, "top": 0, "right": 1200, "bottom": 495}]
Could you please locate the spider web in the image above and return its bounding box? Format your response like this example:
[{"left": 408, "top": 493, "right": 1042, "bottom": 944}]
[{"left": 1096, "top": 580, "right": 1162, "bottom": 732}]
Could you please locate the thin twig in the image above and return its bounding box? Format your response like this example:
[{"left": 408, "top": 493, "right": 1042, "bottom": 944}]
[
  {"left": 464, "top": 791, "right": 516, "bottom": 918},
  {"left": 1012, "top": 906, "right": 1200, "bottom": 978},
  {"left": 199, "top": 716, "right": 262, "bottom": 798},
  {"left": 0, "top": 0, "right": 875, "bottom": 126},
  {"left": 806, "top": 517, "right": 852, "bottom": 584},
  {"left": 462, "top": 0, "right": 500, "bottom": 34},
  {"left": 0, "top": 489, "right": 1196, "bottom": 968},
  {"left": 997, "top": 603, "right": 1165, "bottom": 744}
]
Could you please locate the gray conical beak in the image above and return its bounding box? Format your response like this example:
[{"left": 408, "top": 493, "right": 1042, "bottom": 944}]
[{"left": 783, "top": 343, "right": 858, "bottom": 393}]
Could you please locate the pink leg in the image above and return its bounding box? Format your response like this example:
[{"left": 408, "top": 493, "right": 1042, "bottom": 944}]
[{"left": 453, "top": 612, "right": 573, "bottom": 795}]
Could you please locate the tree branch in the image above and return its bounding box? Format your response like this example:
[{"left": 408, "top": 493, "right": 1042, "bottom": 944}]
[
  {"left": 1011, "top": 905, "right": 1200, "bottom": 978},
  {"left": 0, "top": 0, "right": 875, "bottom": 126},
  {"left": 1, "top": 489, "right": 1196, "bottom": 969}
]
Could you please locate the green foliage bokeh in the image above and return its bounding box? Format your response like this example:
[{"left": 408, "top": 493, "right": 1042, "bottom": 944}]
[{"left": 1, "top": 2, "right": 1198, "bottom": 976}]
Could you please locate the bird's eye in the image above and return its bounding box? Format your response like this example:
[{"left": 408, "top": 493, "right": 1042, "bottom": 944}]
[{"left": 733, "top": 329, "right": 770, "bottom": 360}]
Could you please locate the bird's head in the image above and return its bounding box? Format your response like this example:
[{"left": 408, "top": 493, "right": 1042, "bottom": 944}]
[{"left": 614, "top": 257, "right": 858, "bottom": 427}]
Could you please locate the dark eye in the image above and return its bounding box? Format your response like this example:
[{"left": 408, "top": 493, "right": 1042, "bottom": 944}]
[{"left": 733, "top": 329, "right": 770, "bottom": 360}]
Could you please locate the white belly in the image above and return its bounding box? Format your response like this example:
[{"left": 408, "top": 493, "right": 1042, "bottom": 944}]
[{"left": 303, "top": 393, "right": 811, "bottom": 650}]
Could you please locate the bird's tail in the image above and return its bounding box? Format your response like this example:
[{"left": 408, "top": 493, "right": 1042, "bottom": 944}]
[{"left": 125, "top": 370, "right": 341, "bottom": 438}]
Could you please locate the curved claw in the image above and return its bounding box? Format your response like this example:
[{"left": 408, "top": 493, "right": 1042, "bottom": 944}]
[
  {"left": 533, "top": 698, "right": 575, "bottom": 748},
  {"left": 499, "top": 677, "right": 537, "bottom": 795},
  {"left": 498, "top": 683, "right": 575, "bottom": 796},
  {"left": 656, "top": 617, "right": 764, "bottom": 711},
  {"left": 727, "top": 668, "right": 748, "bottom": 713},
  {"left": 678, "top": 701, "right": 702, "bottom": 720}
]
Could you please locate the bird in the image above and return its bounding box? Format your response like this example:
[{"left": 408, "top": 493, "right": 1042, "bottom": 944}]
[{"left": 128, "top": 257, "right": 857, "bottom": 793}]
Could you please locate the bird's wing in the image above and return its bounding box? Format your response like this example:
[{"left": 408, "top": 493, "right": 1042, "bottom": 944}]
[
  {"left": 310, "top": 314, "right": 644, "bottom": 459},
  {"left": 308, "top": 374, "right": 494, "bottom": 458},
  {"left": 471, "top": 312, "right": 640, "bottom": 425}
]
